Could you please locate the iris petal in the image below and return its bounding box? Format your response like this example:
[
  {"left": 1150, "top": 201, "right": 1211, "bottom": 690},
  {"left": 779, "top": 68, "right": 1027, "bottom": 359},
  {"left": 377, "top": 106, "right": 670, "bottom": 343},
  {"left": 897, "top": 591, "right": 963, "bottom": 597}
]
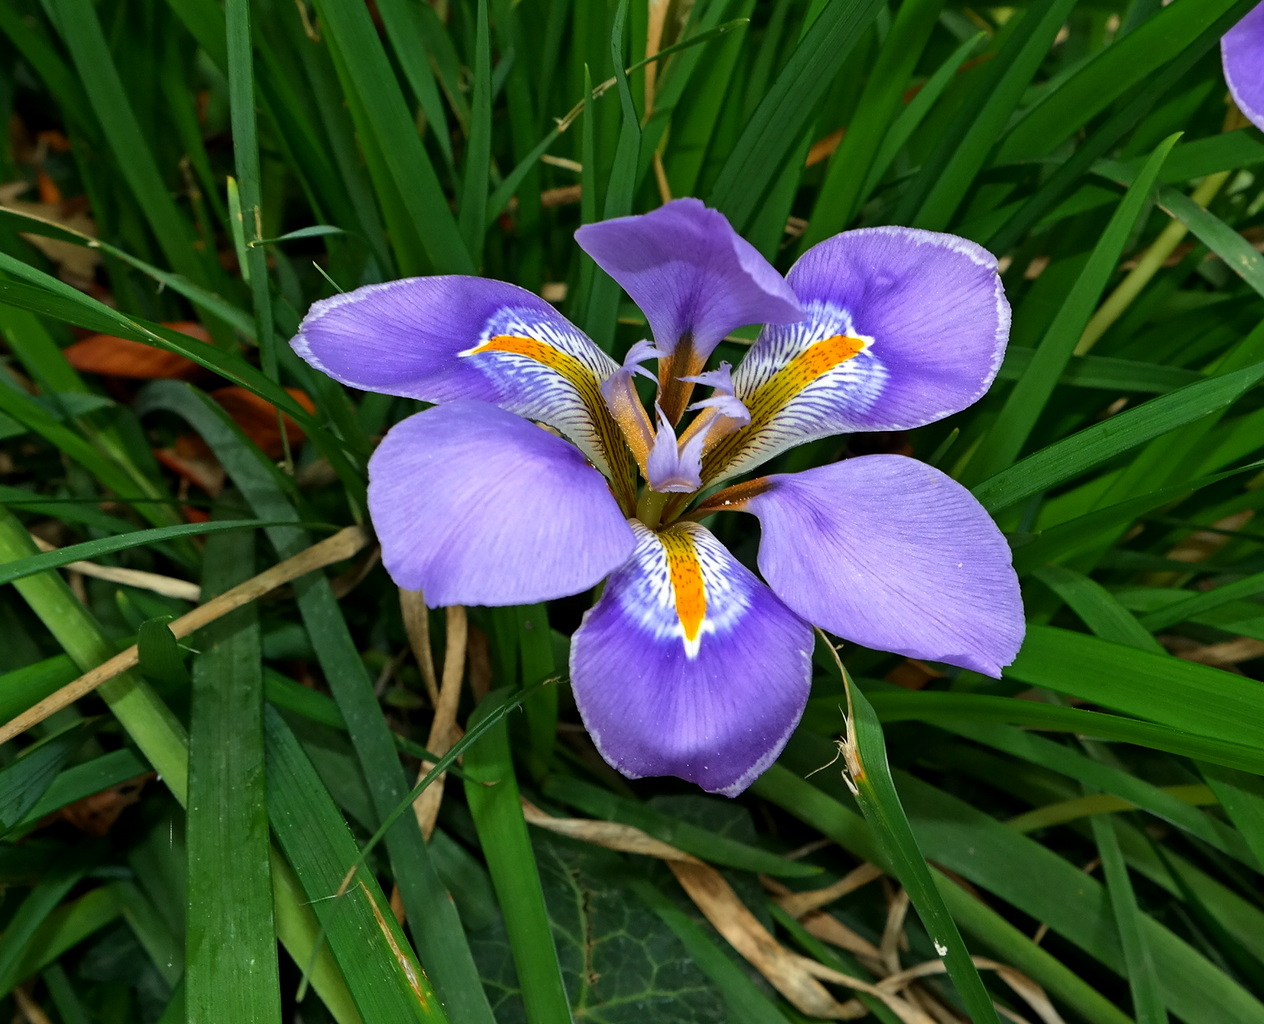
[
  {"left": 571, "top": 521, "right": 813, "bottom": 796},
  {"left": 742, "top": 455, "right": 1024, "bottom": 677},
  {"left": 574, "top": 198, "right": 803, "bottom": 361},
  {"left": 707, "top": 227, "right": 1009, "bottom": 484},
  {"left": 368, "top": 401, "right": 636, "bottom": 606},
  {"left": 1223, "top": 3, "right": 1264, "bottom": 132},
  {"left": 291, "top": 276, "right": 632, "bottom": 489}
]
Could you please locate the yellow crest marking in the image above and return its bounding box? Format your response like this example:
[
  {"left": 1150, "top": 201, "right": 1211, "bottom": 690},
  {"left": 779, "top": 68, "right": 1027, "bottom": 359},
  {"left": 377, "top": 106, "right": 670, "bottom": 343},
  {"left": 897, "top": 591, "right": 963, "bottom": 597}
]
[
  {"left": 462, "top": 334, "right": 636, "bottom": 499},
  {"left": 703, "top": 334, "right": 866, "bottom": 481},
  {"left": 659, "top": 528, "right": 707, "bottom": 658}
]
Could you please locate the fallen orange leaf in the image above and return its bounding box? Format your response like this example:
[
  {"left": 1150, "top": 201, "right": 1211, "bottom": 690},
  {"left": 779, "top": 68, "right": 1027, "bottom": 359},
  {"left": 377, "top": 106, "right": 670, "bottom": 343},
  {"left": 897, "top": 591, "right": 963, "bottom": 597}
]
[
  {"left": 211, "top": 386, "right": 315, "bottom": 458},
  {"left": 64, "top": 321, "right": 212, "bottom": 379}
]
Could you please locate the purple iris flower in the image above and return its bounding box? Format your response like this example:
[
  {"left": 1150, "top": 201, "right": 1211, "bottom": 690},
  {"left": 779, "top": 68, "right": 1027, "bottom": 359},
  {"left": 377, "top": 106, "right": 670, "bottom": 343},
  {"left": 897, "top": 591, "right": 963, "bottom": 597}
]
[
  {"left": 291, "top": 199, "right": 1024, "bottom": 796},
  {"left": 1223, "top": 2, "right": 1264, "bottom": 131}
]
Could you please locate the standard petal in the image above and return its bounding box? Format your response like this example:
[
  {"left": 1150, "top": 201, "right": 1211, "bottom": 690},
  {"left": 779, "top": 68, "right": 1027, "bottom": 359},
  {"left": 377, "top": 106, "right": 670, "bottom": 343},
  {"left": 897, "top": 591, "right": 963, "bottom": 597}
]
[
  {"left": 741, "top": 455, "right": 1024, "bottom": 677},
  {"left": 368, "top": 401, "right": 635, "bottom": 606},
  {"left": 709, "top": 227, "right": 1009, "bottom": 483},
  {"left": 574, "top": 199, "right": 804, "bottom": 361},
  {"left": 571, "top": 521, "right": 813, "bottom": 796},
  {"left": 292, "top": 276, "right": 631, "bottom": 487},
  {"left": 1223, "top": 3, "right": 1264, "bottom": 132}
]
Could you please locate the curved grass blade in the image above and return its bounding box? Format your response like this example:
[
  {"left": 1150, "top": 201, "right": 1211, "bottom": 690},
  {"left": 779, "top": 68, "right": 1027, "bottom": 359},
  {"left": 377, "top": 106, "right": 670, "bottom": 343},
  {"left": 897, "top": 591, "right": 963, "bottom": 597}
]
[
  {"left": 965, "top": 134, "right": 1180, "bottom": 484},
  {"left": 828, "top": 648, "right": 1002, "bottom": 1024},
  {"left": 263, "top": 707, "right": 447, "bottom": 1023},
  {"left": 899, "top": 0, "right": 1078, "bottom": 231},
  {"left": 851, "top": 691, "right": 1264, "bottom": 774},
  {"left": 996, "top": 0, "right": 1245, "bottom": 164},
  {"left": 1006, "top": 625, "right": 1264, "bottom": 752},
  {"left": 752, "top": 766, "right": 1134, "bottom": 1024}
]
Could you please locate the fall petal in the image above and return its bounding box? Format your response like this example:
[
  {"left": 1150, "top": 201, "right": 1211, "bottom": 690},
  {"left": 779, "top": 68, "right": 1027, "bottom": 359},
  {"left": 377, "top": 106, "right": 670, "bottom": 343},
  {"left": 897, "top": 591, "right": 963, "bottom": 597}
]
[
  {"left": 743, "top": 455, "right": 1024, "bottom": 676},
  {"left": 368, "top": 401, "right": 635, "bottom": 606},
  {"left": 571, "top": 521, "right": 813, "bottom": 796},
  {"left": 292, "top": 276, "right": 630, "bottom": 483}
]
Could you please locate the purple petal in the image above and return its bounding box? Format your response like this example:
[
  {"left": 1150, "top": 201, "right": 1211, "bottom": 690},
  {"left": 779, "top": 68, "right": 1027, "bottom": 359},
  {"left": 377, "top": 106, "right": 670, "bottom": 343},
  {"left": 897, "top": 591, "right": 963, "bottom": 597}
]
[
  {"left": 1223, "top": 3, "right": 1264, "bottom": 132},
  {"left": 743, "top": 455, "right": 1024, "bottom": 677},
  {"left": 571, "top": 521, "right": 813, "bottom": 796},
  {"left": 368, "top": 401, "right": 635, "bottom": 606},
  {"left": 714, "top": 228, "right": 1009, "bottom": 483},
  {"left": 574, "top": 199, "right": 804, "bottom": 360},
  {"left": 292, "top": 276, "right": 630, "bottom": 482},
  {"left": 646, "top": 405, "right": 705, "bottom": 493}
]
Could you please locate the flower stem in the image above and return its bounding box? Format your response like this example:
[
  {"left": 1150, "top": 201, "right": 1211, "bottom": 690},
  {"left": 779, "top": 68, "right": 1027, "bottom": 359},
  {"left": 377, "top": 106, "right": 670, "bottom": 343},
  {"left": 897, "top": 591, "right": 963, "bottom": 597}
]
[{"left": 635, "top": 488, "right": 671, "bottom": 529}]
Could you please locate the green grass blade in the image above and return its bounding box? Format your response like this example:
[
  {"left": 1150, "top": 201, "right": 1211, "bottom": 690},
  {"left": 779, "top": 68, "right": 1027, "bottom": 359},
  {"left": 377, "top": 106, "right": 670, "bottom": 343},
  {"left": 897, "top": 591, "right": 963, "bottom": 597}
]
[
  {"left": 708, "top": 0, "right": 884, "bottom": 233},
  {"left": 0, "top": 854, "right": 91, "bottom": 996},
  {"left": 841, "top": 675, "right": 1002, "bottom": 1024},
  {"left": 542, "top": 775, "right": 822, "bottom": 877},
  {"left": 0, "top": 519, "right": 281, "bottom": 587},
  {"left": 186, "top": 520, "right": 281, "bottom": 1022},
  {"left": 0, "top": 722, "right": 89, "bottom": 835},
  {"left": 753, "top": 766, "right": 1135, "bottom": 1024},
  {"left": 900, "top": 0, "right": 1078, "bottom": 231},
  {"left": 1006, "top": 625, "right": 1264, "bottom": 750},
  {"left": 800, "top": 0, "right": 944, "bottom": 245},
  {"left": 997, "top": 0, "right": 1245, "bottom": 164},
  {"left": 1033, "top": 565, "right": 1165, "bottom": 652},
  {"left": 308, "top": 0, "right": 472, "bottom": 274},
  {"left": 263, "top": 707, "right": 447, "bottom": 1023},
  {"left": 226, "top": 0, "right": 278, "bottom": 382},
  {"left": 972, "top": 361, "right": 1264, "bottom": 513},
  {"left": 458, "top": 0, "right": 492, "bottom": 263},
  {"left": 464, "top": 689, "right": 574, "bottom": 1024},
  {"left": 137, "top": 382, "right": 495, "bottom": 1024},
  {"left": 966, "top": 134, "right": 1179, "bottom": 483},
  {"left": 854, "top": 691, "right": 1264, "bottom": 774},
  {"left": 45, "top": 0, "right": 216, "bottom": 285}
]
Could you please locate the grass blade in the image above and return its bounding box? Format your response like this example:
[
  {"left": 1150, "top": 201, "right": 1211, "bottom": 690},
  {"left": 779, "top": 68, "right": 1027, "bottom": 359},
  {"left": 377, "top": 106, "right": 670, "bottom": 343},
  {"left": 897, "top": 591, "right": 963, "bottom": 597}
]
[
  {"left": 186, "top": 518, "right": 281, "bottom": 1022},
  {"left": 837, "top": 667, "right": 1003, "bottom": 1024},
  {"left": 464, "top": 688, "right": 574, "bottom": 1024}
]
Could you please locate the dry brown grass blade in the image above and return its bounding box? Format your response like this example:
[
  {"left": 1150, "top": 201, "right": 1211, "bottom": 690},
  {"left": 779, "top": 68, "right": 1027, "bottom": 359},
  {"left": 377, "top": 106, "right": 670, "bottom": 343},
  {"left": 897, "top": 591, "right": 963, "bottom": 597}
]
[
  {"left": 0, "top": 525, "right": 369, "bottom": 744},
  {"left": 399, "top": 588, "right": 439, "bottom": 704},
  {"left": 13, "top": 984, "right": 54, "bottom": 1024},
  {"left": 521, "top": 800, "right": 702, "bottom": 862},
  {"left": 670, "top": 860, "right": 900, "bottom": 1020},
  {"left": 409, "top": 606, "right": 467, "bottom": 842},
  {"left": 880, "top": 887, "right": 912, "bottom": 974},
  {"left": 1176, "top": 636, "right": 1264, "bottom": 668},
  {"left": 877, "top": 958, "right": 1063, "bottom": 1024},
  {"left": 29, "top": 533, "right": 201, "bottom": 600},
  {"left": 777, "top": 861, "right": 885, "bottom": 916}
]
